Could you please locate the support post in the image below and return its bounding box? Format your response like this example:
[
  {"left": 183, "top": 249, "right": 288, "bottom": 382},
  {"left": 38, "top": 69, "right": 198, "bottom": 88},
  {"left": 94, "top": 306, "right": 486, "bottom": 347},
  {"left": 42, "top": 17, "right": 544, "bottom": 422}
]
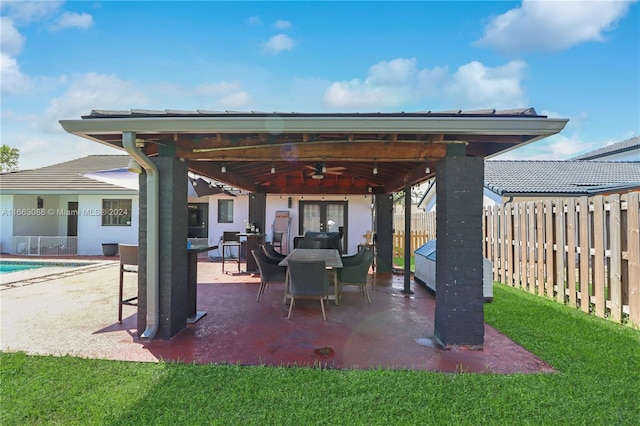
[
  {"left": 433, "top": 147, "right": 484, "bottom": 348},
  {"left": 374, "top": 194, "right": 393, "bottom": 273},
  {"left": 402, "top": 184, "right": 413, "bottom": 294},
  {"left": 138, "top": 155, "right": 188, "bottom": 339}
]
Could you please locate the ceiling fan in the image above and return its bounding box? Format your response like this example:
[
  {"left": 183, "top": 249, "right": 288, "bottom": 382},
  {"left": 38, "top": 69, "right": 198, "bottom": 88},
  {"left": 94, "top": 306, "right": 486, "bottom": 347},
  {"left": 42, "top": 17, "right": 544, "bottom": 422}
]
[{"left": 305, "top": 162, "right": 346, "bottom": 180}]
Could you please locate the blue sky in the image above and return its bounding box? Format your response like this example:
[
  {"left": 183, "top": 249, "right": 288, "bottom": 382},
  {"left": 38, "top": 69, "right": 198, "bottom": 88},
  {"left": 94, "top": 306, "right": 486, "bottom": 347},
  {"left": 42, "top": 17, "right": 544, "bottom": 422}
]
[{"left": 1, "top": 0, "right": 638, "bottom": 170}]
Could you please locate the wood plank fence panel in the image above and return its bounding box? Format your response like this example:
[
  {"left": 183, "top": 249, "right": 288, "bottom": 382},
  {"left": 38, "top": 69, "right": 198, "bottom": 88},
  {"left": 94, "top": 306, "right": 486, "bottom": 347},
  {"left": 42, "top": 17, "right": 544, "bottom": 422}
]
[
  {"left": 501, "top": 204, "right": 509, "bottom": 285},
  {"left": 536, "top": 201, "right": 546, "bottom": 297},
  {"left": 519, "top": 204, "right": 526, "bottom": 290},
  {"left": 566, "top": 198, "right": 577, "bottom": 308},
  {"left": 513, "top": 204, "right": 522, "bottom": 288},
  {"left": 544, "top": 200, "right": 555, "bottom": 298},
  {"left": 492, "top": 206, "right": 500, "bottom": 281},
  {"left": 555, "top": 200, "right": 566, "bottom": 302},
  {"left": 627, "top": 192, "right": 639, "bottom": 327},
  {"left": 479, "top": 192, "right": 639, "bottom": 328},
  {"left": 506, "top": 205, "right": 514, "bottom": 286},
  {"left": 593, "top": 196, "right": 606, "bottom": 317},
  {"left": 609, "top": 194, "right": 622, "bottom": 322},
  {"left": 578, "top": 196, "right": 591, "bottom": 313},
  {"left": 527, "top": 202, "right": 536, "bottom": 294}
]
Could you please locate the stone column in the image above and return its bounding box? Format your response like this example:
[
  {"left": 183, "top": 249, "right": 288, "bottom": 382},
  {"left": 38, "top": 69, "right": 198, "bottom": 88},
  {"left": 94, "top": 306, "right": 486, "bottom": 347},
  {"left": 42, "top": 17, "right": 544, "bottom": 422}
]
[
  {"left": 433, "top": 150, "right": 485, "bottom": 348},
  {"left": 374, "top": 194, "right": 394, "bottom": 273},
  {"left": 138, "top": 156, "right": 188, "bottom": 339}
]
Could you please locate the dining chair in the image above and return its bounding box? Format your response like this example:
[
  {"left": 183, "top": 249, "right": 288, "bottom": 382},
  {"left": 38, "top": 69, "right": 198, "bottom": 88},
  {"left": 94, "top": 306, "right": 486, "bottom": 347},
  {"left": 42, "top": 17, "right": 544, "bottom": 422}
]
[
  {"left": 118, "top": 244, "right": 138, "bottom": 323},
  {"left": 221, "top": 231, "right": 241, "bottom": 274},
  {"left": 299, "top": 239, "right": 322, "bottom": 249},
  {"left": 271, "top": 231, "right": 284, "bottom": 253},
  {"left": 337, "top": 248, "right": 374, "bottom": 304},
  {"left": 287, "top": 259, "right": 329, "bottom": 320},
  {"left": 261, "top": 242, "right": 286, "bottom": 262},
  {"left": 252, "top": 248, "right": 287, "bottom": 301}
]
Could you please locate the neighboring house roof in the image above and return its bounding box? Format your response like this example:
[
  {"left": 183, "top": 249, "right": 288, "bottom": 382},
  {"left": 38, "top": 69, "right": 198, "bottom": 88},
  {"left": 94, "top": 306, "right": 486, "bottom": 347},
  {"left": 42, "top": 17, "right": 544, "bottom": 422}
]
[
  {"left": 484, "top": 160, "right": 640, "bottom": 196},
  {"left": 0, "top": 155, "right": 136, "bottom": 194},
  {"left": 570, "top": 136, "right": 640, "bottom": 160}
]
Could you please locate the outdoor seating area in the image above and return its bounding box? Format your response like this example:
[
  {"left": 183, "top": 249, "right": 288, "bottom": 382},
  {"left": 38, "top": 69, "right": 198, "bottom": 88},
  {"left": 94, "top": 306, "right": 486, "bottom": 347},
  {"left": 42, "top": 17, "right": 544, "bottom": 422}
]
[{"left": 0, "top": 254, "right": 553, "bottom": 373}]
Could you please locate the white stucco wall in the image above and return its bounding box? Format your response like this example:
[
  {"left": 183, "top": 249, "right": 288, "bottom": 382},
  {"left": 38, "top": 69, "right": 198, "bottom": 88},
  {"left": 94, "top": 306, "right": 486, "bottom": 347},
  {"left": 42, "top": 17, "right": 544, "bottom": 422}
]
[
  {"left": 76, "top": 195, "right": 139, "bottom": 255},
  {"left": 11, "top": 195, "right": 60, "bottom": 236},
  {"left": 0, "top": 194, "right": 14, "bottom": 253}
]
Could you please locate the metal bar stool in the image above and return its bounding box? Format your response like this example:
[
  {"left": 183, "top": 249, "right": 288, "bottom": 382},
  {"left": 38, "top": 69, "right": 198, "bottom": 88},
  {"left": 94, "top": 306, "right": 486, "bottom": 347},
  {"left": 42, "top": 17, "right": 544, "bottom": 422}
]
[
  {"left": 118, "top": 244, "right": 138, "bottom": 323},
  {"left": 221, "top": 231, "right": 241, "bottom": 274}
]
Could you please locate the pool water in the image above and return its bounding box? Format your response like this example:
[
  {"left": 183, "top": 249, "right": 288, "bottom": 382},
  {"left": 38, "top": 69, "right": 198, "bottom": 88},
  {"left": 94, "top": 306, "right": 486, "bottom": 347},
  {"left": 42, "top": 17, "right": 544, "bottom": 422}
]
[
  {"left": 0, "top": 262, "right": 47, "bottom": 274},
  {"left": 0, "top": 261, "right": 91, "bottom": 274}
]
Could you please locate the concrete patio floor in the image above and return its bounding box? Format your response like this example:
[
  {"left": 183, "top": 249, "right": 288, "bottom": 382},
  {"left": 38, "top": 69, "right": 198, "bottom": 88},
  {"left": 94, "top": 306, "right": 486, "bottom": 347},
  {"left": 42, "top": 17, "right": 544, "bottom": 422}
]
[{"left": 0, "top": 256, "right": 553, "bottom": 373}]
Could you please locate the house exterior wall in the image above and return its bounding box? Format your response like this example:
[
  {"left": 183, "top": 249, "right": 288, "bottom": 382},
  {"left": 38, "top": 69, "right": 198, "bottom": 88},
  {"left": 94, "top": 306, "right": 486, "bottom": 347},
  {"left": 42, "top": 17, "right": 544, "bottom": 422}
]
[
  {"left": 12, "top": 195, "right": 59, "bottom": 236},
  {"left": 0, "top": 194, "right": 14, "bottom": 253},
  {"left": 76, "top": 195, "right": 139, "bottom": 255}
]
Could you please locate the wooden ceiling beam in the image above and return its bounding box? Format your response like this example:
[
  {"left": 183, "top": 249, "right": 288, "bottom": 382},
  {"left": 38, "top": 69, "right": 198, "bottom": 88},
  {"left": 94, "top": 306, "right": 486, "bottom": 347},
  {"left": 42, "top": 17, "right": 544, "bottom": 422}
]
[{"left": 179, "top": 141, "right": 449, "bottom": 161}]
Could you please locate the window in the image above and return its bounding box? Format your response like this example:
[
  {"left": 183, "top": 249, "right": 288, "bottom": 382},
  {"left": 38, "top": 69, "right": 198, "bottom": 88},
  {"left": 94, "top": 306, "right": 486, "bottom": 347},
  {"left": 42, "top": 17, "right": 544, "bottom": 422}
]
[
  {"left": 218, "top": 199, "right": 234, "bottom": 223},
  {"left": 102, "top": 199, "right": 132, "bottom": 226}
]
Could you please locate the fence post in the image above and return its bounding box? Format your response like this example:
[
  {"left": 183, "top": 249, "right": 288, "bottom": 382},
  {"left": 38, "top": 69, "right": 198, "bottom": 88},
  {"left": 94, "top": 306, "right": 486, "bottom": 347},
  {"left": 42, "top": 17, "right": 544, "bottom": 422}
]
[{"left": 609, "top": 194, "right": 622, "bottom": 322}]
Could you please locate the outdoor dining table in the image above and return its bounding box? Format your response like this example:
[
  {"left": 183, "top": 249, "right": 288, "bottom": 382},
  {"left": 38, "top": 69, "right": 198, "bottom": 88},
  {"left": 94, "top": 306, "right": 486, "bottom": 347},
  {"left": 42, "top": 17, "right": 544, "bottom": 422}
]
[{"left": 278, "top": 248, "right": 343, "bottom": 305}]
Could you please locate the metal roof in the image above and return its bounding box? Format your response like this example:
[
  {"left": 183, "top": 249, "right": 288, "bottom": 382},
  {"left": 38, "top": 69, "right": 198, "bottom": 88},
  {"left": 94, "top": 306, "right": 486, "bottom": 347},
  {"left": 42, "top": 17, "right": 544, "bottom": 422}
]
[
  {"left": 59, "top": 108, "right": 568, "bottom": 195},
  {"left": 484, "top": 160, "right": 640, "bottom": 196}
]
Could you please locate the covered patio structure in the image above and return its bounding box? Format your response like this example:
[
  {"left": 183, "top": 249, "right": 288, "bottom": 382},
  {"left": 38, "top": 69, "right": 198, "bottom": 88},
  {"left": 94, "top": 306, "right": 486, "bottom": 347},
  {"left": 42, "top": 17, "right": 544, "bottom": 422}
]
[{"left": 60, "top": 108, "right": 568, "bottom": 347}]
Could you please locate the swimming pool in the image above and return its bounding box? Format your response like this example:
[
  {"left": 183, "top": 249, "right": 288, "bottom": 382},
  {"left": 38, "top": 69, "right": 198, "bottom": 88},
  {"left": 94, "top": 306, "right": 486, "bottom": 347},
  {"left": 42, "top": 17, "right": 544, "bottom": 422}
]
[{"left": 0, "top": 260, "right": 94, "bottom": 274}]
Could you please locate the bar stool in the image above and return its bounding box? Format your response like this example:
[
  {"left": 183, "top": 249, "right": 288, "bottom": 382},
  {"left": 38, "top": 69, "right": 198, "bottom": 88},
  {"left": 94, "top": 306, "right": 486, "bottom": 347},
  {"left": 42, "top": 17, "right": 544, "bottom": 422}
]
[
  {"left": 118, "top": 244, "right": 138, "bottom": 323},
  {"left": 221, "top": 231, "right": 241, "bottom": 274}
]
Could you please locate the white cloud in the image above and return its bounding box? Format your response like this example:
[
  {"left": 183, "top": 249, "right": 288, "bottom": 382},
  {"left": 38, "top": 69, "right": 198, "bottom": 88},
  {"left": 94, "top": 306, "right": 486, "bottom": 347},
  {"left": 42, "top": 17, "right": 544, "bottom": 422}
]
[
  {"left": 50, "top": 12, "right": 93, "bottom": 31},
  {"left": 195, "top": 81, "right": 251, "bottom": 108},
  {"left": 196, "top": 81, "right": 243, "bottom": 97},
  {"left": 495, "top": 133, "right": 596, "bottom": 160},
  {"left": 274, "top": 19, "right": 291, "bottom": 30},
  {"left": 475, "top": 0, "right": 635, "bottom": 55},
  {"left": 0, "top": 1, "right": 63, "bottom": 24},
  {"left": 323, "top": 58, "right": 528, "bottom": 110},
  {"left": 248, "top": 16, "right": 261, "bottom": 25},
  {"left": 0, "top": 53, "right": 32, "bottom": 95},
  {"left": 0, "top": 17, "right": 25, "bottom": 56},
  {"left": 445, "top": 60, "right": 528, "bottom": 109},
  {"left": 368, "top": 58, "right": 418, "bottom": 85},
  {"left": 263, "top": 34, "right": 294, "bottom": 54},
  {"left": 40, "top": 73, "right": 149, "bottom": 132},
  {"left": 217, "top": 91, "right": 251, "bottom": 109}
]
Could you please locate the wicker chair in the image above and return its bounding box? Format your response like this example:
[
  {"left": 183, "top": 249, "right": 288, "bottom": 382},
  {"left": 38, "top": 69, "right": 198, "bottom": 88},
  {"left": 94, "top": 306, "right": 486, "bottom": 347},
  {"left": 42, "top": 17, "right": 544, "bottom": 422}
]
[
  {"left": 337, "top": 248, "right": 374, "bottom": 304},
  {"left": 287, "top": 259, "right": 329, "bottom": 320},
  {"left": 252, "top": 248, "right": 287, "bottom": 302}
]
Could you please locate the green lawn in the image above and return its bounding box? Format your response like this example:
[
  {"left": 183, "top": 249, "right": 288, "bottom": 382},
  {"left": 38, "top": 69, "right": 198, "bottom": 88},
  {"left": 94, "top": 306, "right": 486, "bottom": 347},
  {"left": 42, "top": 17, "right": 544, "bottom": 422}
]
[
  {"left": 2, "top": 284, "right": 639, "bottom": 425},
  {"left": 393, "top": 256, "right": 414, "bottom": 271}
]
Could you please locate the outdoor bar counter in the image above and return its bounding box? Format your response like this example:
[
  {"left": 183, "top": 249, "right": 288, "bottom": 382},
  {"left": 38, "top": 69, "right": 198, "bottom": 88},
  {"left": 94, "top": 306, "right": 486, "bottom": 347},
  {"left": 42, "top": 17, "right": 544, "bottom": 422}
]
[{"left": 187, "top": 244, "right": 217, "bottom": 323}]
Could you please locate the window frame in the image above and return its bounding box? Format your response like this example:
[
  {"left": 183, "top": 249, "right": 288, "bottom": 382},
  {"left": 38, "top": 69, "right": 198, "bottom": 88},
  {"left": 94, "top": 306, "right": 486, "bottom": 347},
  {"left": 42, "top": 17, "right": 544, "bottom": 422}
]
[
  {"left": 101, "top": 199, "right": 132, "bottom": 227},
  {"left": 217, "top": 199, "right": 234, "bottom": 223}
]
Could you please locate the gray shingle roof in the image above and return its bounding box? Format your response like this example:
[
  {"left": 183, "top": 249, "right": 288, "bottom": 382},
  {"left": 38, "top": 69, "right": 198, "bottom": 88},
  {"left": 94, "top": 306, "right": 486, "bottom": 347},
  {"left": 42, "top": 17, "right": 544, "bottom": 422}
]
[
  {"left": 484, "top": 160, "right": 640, "bottom": 196},
  {"left": 0, "top": 155, "right": 134, "bottom": 193},
  {"left": 570, "top": 136, "right": 640, "bottom": 160}
]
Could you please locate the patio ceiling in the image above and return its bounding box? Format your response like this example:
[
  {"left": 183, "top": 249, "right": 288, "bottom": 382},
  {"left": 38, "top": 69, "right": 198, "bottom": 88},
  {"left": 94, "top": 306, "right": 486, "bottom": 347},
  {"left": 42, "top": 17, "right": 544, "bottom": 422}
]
[{"left": 59, "top": 108, "right": 568, "bottom": 195}]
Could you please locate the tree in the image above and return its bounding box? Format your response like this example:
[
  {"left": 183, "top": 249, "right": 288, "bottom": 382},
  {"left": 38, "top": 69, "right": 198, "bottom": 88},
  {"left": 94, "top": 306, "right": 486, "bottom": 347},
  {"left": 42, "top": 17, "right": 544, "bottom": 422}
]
[{"left": 1, "top": 145, "right": 19, "bottom": 172}]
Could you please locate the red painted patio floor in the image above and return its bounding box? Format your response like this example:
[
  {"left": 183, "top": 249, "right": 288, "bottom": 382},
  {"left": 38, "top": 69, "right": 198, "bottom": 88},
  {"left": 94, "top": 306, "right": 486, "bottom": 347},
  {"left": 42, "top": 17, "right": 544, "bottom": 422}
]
[{"left": 0, "top": 258, "right": 554, "bottom": 373}]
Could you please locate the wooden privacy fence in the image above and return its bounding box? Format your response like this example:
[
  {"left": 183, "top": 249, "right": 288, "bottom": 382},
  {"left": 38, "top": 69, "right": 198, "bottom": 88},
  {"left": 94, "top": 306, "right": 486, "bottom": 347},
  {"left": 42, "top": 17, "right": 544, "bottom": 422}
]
[
  {"left": 392, "top": 211, "right": 437, "bottom": 256},
  {"left": 483, "top": 192, "right": 640, "bottom": 327}
]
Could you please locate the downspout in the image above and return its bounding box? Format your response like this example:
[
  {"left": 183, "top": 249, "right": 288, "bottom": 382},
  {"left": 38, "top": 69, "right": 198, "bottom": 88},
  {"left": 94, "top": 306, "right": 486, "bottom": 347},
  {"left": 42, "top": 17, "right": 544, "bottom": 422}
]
[{"left": 123, "top": 132, "right": 159, "bottom": 340}]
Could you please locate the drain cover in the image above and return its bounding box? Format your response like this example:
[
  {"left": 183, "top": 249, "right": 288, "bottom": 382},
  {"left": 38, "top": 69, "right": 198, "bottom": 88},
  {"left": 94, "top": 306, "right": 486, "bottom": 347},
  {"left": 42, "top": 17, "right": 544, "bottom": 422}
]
[{"left": 313, "top": 347, "right": 335, "bottom": 357}]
